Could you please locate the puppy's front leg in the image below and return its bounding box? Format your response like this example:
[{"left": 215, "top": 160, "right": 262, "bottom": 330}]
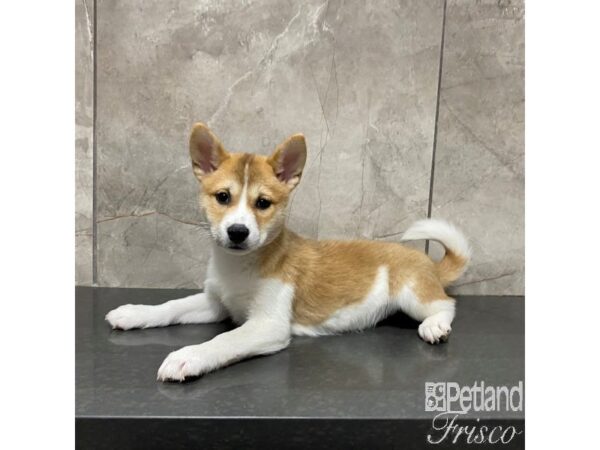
[
  {"left": 106, "top": 286, "right": 227, "bottom": 330},
  {"left": 157, "top": 279, "right": 293, "bottom": 381}
]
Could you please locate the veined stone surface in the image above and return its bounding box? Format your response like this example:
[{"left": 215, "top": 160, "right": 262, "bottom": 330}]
[
  {"left": 95, "top": 0, "right": 445, "bottom": 288},
  {"left": 76, "top": 0, "right": 94, "bottom": 285},
  {"left": 430, "top": 0, "right": 524, "bottom": 295},
  {"left": 85, "top": 0, "right": 525, "bottom": 294}
]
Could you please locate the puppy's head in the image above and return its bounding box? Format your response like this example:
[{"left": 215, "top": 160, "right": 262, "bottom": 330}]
[{"left": 189, "top": 123, "right": 306, "bottom": 254}]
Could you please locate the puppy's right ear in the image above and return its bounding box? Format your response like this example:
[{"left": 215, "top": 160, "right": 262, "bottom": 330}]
[{"left": 189, "top": 123, "right": 229, "bottom": 179}]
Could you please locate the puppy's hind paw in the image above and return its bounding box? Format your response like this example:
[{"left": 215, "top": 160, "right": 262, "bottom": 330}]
[{"left": 418, "top": 317, "right": 452, "bottom": 345}]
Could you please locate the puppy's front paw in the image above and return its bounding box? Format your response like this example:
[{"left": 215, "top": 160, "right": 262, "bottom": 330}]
[
  {"left": 418, "top": 317, "right": 452, "bottom": 345},
  {"left": 157, "top": 346, "right": 207, "bottom": 382},
  {"left": 105, "top": 304, "right": 159, "bottom": 330}
]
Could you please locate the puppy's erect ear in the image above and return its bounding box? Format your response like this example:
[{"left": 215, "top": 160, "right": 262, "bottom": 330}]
[
  {"left": 268, "top": 134, "right": 307, "bottom": 189},
  {"left": 189, "top": 123, "right": 229, "bottom": 179}
]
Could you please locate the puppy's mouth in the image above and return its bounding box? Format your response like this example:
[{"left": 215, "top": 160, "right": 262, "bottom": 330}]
[
  {"left": 221, "top": 241, "right": 255, "bottom": 254},
  {"left": 213, "top": 234, "right": 258, "bottom": 254}
]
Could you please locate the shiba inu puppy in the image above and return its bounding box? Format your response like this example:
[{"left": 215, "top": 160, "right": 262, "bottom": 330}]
[{"left": 106, "top": 123, "right": 471, "bottom": 382}]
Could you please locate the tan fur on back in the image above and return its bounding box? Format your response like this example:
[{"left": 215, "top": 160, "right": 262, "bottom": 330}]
[{"left": 259, "top": 229, "right": 450, "bottom": 325}]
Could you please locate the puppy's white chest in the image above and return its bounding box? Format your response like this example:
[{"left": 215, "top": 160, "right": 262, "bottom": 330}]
[{"left": 207, "top": 253, "right": 260, "bottom": 324}]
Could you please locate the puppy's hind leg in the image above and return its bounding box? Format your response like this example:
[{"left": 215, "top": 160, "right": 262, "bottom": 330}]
[{"left": 394, "top": 279, "right": 455, "bottom": 344}]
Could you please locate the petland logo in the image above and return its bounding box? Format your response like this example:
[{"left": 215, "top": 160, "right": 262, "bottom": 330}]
[
  {"left": 425, "top": 381, "right": 523, "bottom": 413},
  {"left": 425, "top": 381, "right": 524, "bottom": 445}
]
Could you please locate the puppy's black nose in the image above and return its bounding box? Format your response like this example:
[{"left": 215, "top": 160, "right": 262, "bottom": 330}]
[{"left": 227, "top": 224, "right": 250, "bottom": 244}]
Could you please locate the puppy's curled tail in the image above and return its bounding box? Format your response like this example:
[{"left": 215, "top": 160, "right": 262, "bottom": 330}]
[{"left": 401, "top": 219, "right": 471, "bottom": 287}]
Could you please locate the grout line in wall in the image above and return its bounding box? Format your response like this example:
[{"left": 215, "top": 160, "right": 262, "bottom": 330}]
[
  {"left": 92, "top": 0, "right": 98, "bottom": 285},
  {"left": 425, "top": 0, "right": 447, "bottom": 255}
]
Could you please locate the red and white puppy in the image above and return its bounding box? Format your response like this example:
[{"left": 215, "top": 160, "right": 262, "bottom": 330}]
[{"left": 106, "top": 123, "right": 471, "bottom": 382}]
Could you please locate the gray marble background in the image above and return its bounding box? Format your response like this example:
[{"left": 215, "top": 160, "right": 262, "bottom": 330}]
[{"left": 76, "top": 0, "right": 524, "bottom": 295}]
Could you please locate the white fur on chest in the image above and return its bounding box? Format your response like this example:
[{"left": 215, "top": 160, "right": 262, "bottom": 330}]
[{"left": 206, "top": 249, "right": 261, "bottom": 324}]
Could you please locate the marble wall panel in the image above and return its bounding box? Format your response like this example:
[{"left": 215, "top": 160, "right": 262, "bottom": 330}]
[
  {"left": 430, "top": 0, "right": 524, "bottom": 295},
  {"left": 76, "top": 0, "right": 94, "bottom": 285},
  {"left": 96, "top": 0, "right": 445, "bottom": 288}
]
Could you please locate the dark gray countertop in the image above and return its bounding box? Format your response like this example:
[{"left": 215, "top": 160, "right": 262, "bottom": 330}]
[{"left": 76, "top": 287, "right": 524, "bottom": 421}]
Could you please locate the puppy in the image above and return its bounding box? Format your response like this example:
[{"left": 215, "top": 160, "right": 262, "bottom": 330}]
[{"left": 106, "top": 123, "right": 471, "bottom": 382}]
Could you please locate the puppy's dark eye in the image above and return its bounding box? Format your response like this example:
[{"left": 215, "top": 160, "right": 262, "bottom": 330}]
[
  {"left": 255, "top": 198, "right": 271, "bottom": 210},
  {"left": 215, "top": 191, "right": 230, "bottom": 205}
]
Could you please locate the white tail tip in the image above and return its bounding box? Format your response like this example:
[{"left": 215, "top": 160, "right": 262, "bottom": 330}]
[{"left": 401, "top": 219, "right": 471, "bottom": 261}]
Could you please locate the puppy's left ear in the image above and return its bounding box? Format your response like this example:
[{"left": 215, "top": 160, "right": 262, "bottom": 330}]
[{"left": 268, "top": 134, "right": 307, "bottom": 189}]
